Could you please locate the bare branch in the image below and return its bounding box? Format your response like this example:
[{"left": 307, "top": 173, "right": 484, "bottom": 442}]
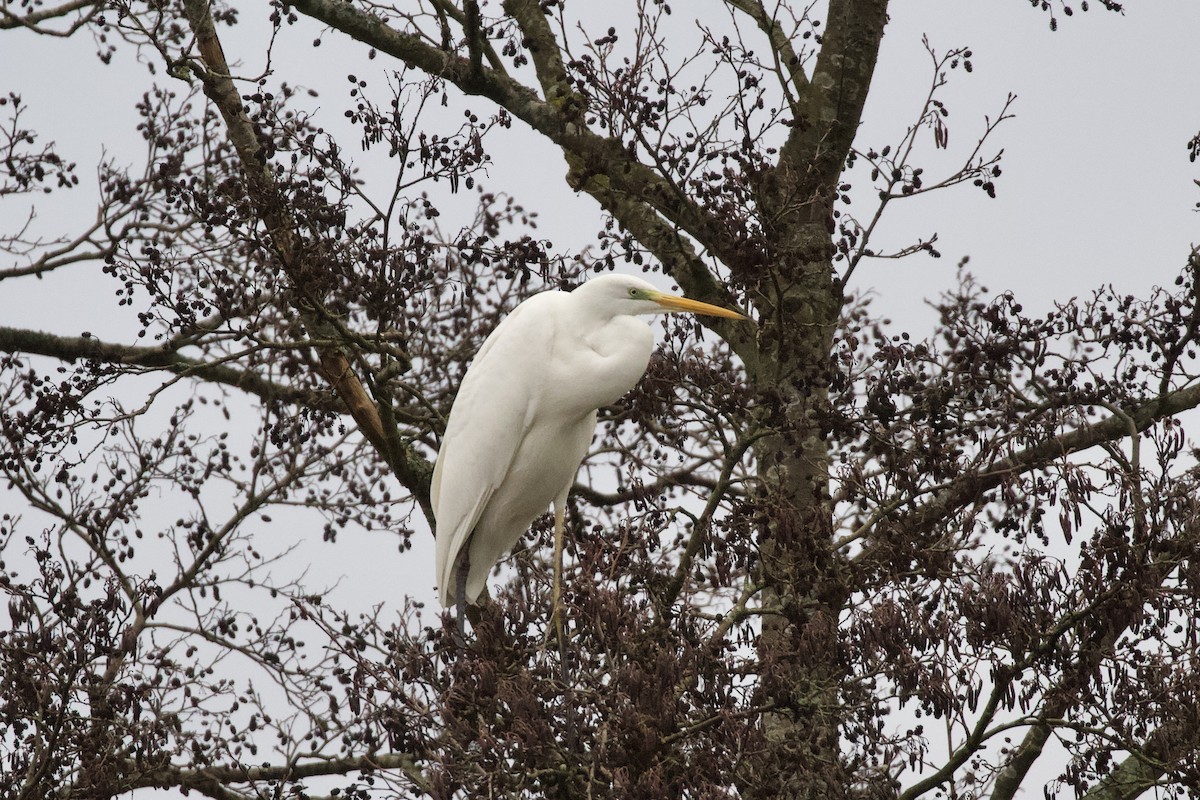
[
  {"left": 0, "top": 0, "right": 100, "bottom": 33},
  {"left": 856, "top": 380, "right": 1200, "bottom": 568},
  {"left": 0, "top": 325, "right": 335, "bottom": 410},
  {"left": 124, "top": 752, "right": 430, "bottom": 797},
  {"left": 286, "top": 0, "right": 750, "bottom": 276},
  {"left": 179, "top": 0, "right": 434, "bottom": 518}
]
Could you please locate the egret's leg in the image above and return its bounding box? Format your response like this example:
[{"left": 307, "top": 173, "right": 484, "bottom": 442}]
[
  {"left": 550, "top": 502, "right": 567, "bottom": 647},
  {"left": 550, "top": 502, "right": 575, "bottom": 749},
  {"left": 454, "top": 556, "right": 469, "bottom": 647}
]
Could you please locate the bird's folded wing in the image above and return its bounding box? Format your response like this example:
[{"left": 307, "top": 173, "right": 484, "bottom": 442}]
[{"left": 432, "top": 296, "right": 557, "bottom": 605}]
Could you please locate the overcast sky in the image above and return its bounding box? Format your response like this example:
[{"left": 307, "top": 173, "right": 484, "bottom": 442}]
[{"left": 3, "top": 3, "right": 1198, "bottom": 337}]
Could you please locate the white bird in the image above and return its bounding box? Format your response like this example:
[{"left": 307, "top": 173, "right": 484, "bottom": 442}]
[{"left": 432, "top": 274, "right": 746, "bottom": 628}]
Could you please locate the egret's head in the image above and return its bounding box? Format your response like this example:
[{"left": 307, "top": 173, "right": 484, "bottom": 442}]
[{"left": 579, "top": 274, "right": 747, "bottom": 320}]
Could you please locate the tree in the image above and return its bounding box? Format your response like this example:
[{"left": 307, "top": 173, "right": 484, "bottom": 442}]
[{"left": 2, "top": 0, "right": 1199, "bottom": 797}]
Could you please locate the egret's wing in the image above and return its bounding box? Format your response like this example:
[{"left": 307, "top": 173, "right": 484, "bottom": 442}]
[
  {"left": 430, "top": 298, "right": 535, "bottom": 513},
  {"left": 432, "top": 295, "right": 559, "bottom": 606}
]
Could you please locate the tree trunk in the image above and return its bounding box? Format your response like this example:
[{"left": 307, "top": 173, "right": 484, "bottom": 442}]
[{"left": 741, "top": 1, "right": 888, "bottom": 792}]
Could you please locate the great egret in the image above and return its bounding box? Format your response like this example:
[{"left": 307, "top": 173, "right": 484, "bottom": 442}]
[{"left": 432, "top": 273, "right": 746, "bottom": 632}]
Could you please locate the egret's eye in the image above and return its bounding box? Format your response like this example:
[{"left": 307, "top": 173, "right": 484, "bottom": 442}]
[{"left": 628, "top": 288, "right": 638, "bottom": 298}]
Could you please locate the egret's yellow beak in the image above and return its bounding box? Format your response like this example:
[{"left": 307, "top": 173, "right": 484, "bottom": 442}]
[{"left": 651, "top": 292, "right": 747, "bottom": 320}]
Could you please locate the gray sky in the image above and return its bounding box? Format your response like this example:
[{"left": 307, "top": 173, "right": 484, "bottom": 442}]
[{"left": 4, "top": 3, "right": 1198, "bottom": 336}]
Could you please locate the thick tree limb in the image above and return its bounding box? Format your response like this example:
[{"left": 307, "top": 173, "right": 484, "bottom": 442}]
[
  {"left": 501, "top": 0, "right": 573, "bottom": 106},
  {"left": 779, "top": 0, "right": 888, "bottom": 186},
  {"left": 180, "top": 0, "right": 433, "bottom": 517},
  {"left": 0, "top": 324, "right": 335, "bottom": 410},
  {"left": 285, "top": 0, "right": 747, "bottom": 273},
  {"left": 118, "top": 751, "right": 430, "bottom": 797},
  {"left": 1076, "top": 733, "right": 1173, "bottom": 800},
  {"left": 181, "top": 0, "right": 381, "bottom": 440},
  {"left": 857, "top": 381, "right": 1200, "bottom": 570},
  {"left": 0, "top": 0, "right": 99, "bottom": 31},
  {"left": 724, "top": 0, "right": 810, "bottom": 108},
  {"left": 501, "top": 0, "right": 750, "bottom": 355}
]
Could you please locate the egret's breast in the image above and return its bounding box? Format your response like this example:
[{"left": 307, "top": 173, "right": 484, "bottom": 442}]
[{"left": 573, "top": 315, "right": 655, "bottom": 408}]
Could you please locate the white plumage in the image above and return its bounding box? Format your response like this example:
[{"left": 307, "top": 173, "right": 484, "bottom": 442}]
[{"left": 432, "top": 273, "right": 745, "bottom": 611}]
